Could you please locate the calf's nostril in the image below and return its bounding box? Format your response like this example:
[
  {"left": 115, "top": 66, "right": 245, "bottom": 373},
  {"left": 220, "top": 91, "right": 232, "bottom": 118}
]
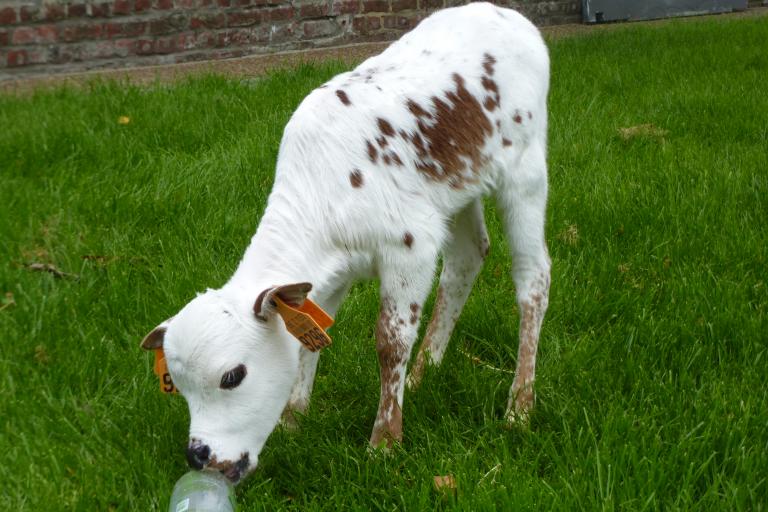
[{"left": 186, "top": 443, "right": 211, "bottom": 470}]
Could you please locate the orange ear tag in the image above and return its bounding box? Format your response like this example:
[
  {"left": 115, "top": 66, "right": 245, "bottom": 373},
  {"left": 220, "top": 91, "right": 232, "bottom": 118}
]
[
  {"left": 273, "top": 296, "right": 334, "bottom": 352},
  {"left": 153, "top": 348, "right": 178, "bottom": 394}
]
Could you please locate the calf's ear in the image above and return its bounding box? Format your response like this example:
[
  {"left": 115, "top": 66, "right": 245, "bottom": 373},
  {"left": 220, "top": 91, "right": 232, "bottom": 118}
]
[
  {"left": 140, "top": 318, "right": 174, "bottom": 350},
  {"left": 254, "top": 282, "right": 313, "bottom": 321}
]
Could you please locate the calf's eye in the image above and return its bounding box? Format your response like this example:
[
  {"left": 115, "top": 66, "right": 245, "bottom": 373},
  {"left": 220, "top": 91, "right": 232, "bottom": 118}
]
[{"left": 220, "top": 364, "right": 247, "bottom": 390}]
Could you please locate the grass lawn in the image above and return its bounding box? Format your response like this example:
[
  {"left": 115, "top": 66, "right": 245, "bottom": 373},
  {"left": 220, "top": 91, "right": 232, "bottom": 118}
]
[{"left": 1, "top": 14, "right": 767, "bottom": 511}]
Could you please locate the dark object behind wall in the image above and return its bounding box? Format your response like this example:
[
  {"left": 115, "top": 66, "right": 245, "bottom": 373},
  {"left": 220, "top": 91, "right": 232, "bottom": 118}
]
[{"left": 582, "top": 0, "right": 748, "bottom": 23}]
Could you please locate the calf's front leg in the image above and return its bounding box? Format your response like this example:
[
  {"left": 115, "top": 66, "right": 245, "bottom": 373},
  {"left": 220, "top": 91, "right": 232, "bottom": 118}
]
[{"left": 370, "top": 248, "right": 436, "bottom": 448}]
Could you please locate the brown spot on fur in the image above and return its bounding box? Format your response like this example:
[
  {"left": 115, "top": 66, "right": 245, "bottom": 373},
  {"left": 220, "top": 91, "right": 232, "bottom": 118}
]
[
  {"left": 366, "top": 140, "right": 378, "bottom": 163},
  {"left": 403, "top": 232, "right": 414, "bottom": 248},
  {"left": 411, "top": 132, "right": 427, "bottom": 155},
  {"left": 383, "top": 154, "right": 391, "bottom": 165},
  {"left": 406, "top": 99, "right": 432, "bottom": 119},
  {"left": 512, "top": 302, "right": 538, "bottom": 413},
  {"left": 513, "top": 114, "right": 522, "bottom": 124},
  {"left": 207, "top": 452, "right": 250, "bottom": 483},
  {"left": 409, "top": 302, "right": 420, "bottom": 325},
  {"left": 481, "top": 76, "right": 497, "bottom": 94},
  {"left": 376, "top": 135, "right": 388, "bottom": 149},
  {"left": 481, "top": 76, "right": 501, "bottom": 107},
  {"left": 484, "top": 97, "right": 498, "bottom": 111},
  {"left": 406, "top": 74, "right": 493, "bottom": 187},
  {"left": 377, "top": 118, "right": 395, "bottom": 137},
  {"left": 482, "top": 53, "right": 496, "bottom": 75},
  {"left": 391, "top": 153, "right": 403, "bottom": 166},
  {"left": 336, "top": 90, "right": 350, "bottom": 106},
  {"left": 496, "top": 119, "right": 501, "bottom": 130},
  {"left": 528, "top": 111, "right": 533, "bottom": 120},
  {"left": 502, "top": 138, "right": 512, "bottom": 147},
  {"left": 350, "top": 169, "right": 363, "bottom": 188},
  {"left": 371, "top": 297, "right": 407, "bottom": 447}
]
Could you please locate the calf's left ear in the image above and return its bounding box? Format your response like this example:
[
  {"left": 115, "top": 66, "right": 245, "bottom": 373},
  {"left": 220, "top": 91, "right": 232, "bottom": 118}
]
[
  {"left": 254, "top": 282, "right": 313, "bottom": 321},
  {"left": 140, "top": 318, "right": 174, "bottom": 350}
]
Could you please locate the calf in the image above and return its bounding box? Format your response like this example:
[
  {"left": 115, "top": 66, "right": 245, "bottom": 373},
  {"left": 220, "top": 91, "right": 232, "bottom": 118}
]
[{"left": 141, "top": 2, "right": 551, "bottom": 483}]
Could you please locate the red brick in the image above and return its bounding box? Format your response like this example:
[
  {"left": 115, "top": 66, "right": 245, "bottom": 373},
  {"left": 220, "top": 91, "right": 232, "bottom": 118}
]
[
  {"left": 68, "top": 3, "right": 88, "bottom": 17},
  {"left": 59, "top": 23, "right": 103, "bottom": 42},
  {"left": 197, "top": 31, "right": 218, "bottom": 47},
  {"left": 382, "top": 14, "right": 397, "bottom": 29},
  {"left": 88, "top": 3, "right": 111, "bottom": 17},
  {"left": 115, "top": 38, "right": 137, "bottom": 54},
  {"left": 149, "top": 13, "right": 188, "bottom": 35},
  {"left": 422, "top": 0, "right": 442, "bottom": 8},
  {"left": 83, "top": 40, "right": 118, "bottom": 59},
  {"left": 0, "top": 30, "right": 8, "bottom": 46},
  {"left": 217, "top": 0, "right": 231, "bottom": 6},
  {"left": 361, "top": 0, "right": 388, "bottom": 13},
  {"left": 265, "top": 6, "right": 294, "bottom": 21},
  {"left": 176, "top": 31, "right": 192, "bottom": 49},
  {"left": 177, "top": 30, "right": 215, "bottom": 50},
  {"left": 135, "top": 0, "right": 152, "bottom": 12},
  {"left": 155, "top": 0, "right": 174, "bottom": 8},
  {"left": 391, "top": 0, "right": 416, "bottom": 10},
  {"left": 45, "top": 3, "right": 67, "bottom": 21},
  {"left": 268, "top": 22, "right": 295, "bottom": 43},
  {"left": 135, "top": 38, "right": 155, "bottom": 54},
  {"left": 48, "top": 45, "right": 76, "bottom": 64},
  {"left": 113, "top": 0, "right": 131, "bottom": 15},
  {"left": 302, "top": 19, "right": 338, "bottom": 38},
  {"left": 352, "top": 15, "right": 365, "bottom": 33},
  {"left": 0, "top": 7, "right": 17, "bottom": 24},
  {"left": 12, "top": 25, "right": 58, "bottom": 45},
  {"left": 331, "top": 0, "right": 359, "bottom": 15},
  {"left": 398, "top": 14, "right": 420, "bottom": 29},
  {"left": 104, "top": 20, "right": 147, "bottom": 38},
  {"left": 300, "top": 0, "right": 330, "bottom": 18},
  {"left": 231, "top": 27, "right": 261, "bottom": 45},
  {"left": 155, "top": 36, "right": 176, "bottom": 53},
  {"left": 352, "top": 14, "right": 384, "bottom": 34},
  {"left": 190, "top": 12, "right": 226, "bottom": 29},
  {"left": 19, "top": 6, "right": 39, "bottom": 22},
  {"left": 7, "top": 49, "right": 27, "bottom": 67},
  {"left": 367, "top": 15, "right": 381, "bottom": 30},
  {"left": 226, "top": 10, "right": 261, "bottom": 26},
  {"left": 176, "top": 0, "right": 196, "bottom": 7}
]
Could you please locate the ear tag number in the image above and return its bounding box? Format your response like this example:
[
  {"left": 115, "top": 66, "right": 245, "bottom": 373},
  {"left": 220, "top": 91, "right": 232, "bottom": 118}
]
[
  {"left": 153, "top": 348, "right": 178, "bottom": 394},
  {"left": 273, "top": 296, "right": 334, "bottom": 352}
]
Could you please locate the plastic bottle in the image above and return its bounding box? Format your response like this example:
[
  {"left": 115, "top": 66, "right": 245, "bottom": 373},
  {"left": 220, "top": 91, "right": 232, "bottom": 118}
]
[{"left": 168, "top": 470, "right": 237, "bottom": 512}]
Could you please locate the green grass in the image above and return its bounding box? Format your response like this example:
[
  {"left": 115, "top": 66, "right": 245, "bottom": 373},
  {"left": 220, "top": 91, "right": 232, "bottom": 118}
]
[{"left": 1, "top": 15, "right": 767, "bottom": 511}]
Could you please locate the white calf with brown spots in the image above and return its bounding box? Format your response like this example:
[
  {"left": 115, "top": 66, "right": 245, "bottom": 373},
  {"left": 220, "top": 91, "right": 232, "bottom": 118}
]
[{"left": 141, "top": 1, "right": 551, "bottom": 481}]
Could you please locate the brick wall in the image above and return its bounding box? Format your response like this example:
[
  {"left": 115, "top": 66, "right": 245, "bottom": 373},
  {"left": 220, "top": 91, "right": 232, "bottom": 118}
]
[{"left": 0, "top": 0, "right": 579, "bottom": 78}]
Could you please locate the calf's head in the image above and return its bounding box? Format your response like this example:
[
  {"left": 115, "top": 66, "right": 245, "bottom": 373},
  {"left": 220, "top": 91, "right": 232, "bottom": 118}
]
[{"left": 141, "top": 283, "right": 312, "bottom": 483}]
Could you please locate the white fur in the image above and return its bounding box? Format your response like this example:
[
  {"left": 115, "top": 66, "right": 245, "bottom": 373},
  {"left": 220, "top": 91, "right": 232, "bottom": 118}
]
[{"left": 150, "top": 2, "right": 551, "bottom": 482}]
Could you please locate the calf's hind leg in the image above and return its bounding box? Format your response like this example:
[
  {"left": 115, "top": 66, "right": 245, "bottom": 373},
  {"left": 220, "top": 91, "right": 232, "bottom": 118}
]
[
  {"left": 497, "top": 142, "right": 551, "bottom": 423},
  {"left": 407, "top": 200, "right": 489, "bottom": 389}
]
